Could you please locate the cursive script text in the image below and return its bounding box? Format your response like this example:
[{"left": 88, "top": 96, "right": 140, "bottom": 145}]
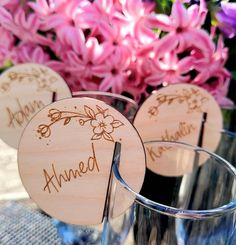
[
  {"left": 43, "top": 142, "right": 100, "bottom": 193},
  {"left": 146, "top": 122, "right": 196, "bottom": 161},
  {"left": 7, "top": 98, "right": 45, "bottom": 128}
]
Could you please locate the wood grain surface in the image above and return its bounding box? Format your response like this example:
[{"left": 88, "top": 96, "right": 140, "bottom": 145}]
[
  {"left": 0, "top": 63, "right": 71, "bottom": 148},
  {"left": 18, "top": 97, "right": 146, "bottom": 225},
  {"left": 134, "top": 84, "right": 223, "bottom": 176}
]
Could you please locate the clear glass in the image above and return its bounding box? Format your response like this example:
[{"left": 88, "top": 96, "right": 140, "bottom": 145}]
[
  {"left": 72, "top": 91, "right": 138, "bottom": 122},
  {"left": 217, "top": 106, "right": 236, "bottom": 167},
  {"left": 54, "top": 91, "right": 138, "bottom": 244},
  {"left": 106, "top": 141, "right": 236, "bottom": 245}
]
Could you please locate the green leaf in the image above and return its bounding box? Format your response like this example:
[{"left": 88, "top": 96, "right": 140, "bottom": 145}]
[{"left": 232, "top": 71, "right": 236, "bottom": 81}]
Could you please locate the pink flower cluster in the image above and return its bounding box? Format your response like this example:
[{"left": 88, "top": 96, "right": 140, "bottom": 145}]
[{"left": 0, "top": 0, "right": 233, "bottom": 105}]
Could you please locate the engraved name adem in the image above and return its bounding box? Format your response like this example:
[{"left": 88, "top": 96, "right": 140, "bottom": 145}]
[
  {"left": 43, "top": 143, "right": 100, "bottom": 194},
  {"left": 146, "top": 122, "right": 196, "bottom": 161},
  {"left": 7, "top": 98, "right": 45, "bottom": 128}
]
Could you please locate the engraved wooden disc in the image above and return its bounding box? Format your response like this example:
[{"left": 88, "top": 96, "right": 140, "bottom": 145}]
[
  {"left": 18, "top": 98, "right": 146, "bottom": 225},
  {"left": 134, "top": 84, "right": 223, "bottom": 176},
  {"left": 0, "top": 63, "right": 71, "bottom": 149}
]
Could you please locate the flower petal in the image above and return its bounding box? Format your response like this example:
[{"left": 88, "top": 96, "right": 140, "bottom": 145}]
[
  {"left": 92, "top": 64, "right": 110, "bottom": 77},
  {"left": 171, "top": 0, "right": 189, "bottom": 28},
  {"left": 99, "top": 75, "right": 113, "bottom": 91},
  {"left": 146, "top": 14, "right": 173, "bottom": 32},
  {"left": 178, "top": 57, "right": 194, "bottom": 73},
  {"left": 181, "top": 29, "right": 214, "bottom": 57},
  {"left": 91, "top": 119, "right": 99, "bottom": 128},
  {"left": 104, "top": 124, "right": 113, "bottom": 134},
  {"left": 145, "top": 73, "right": 165, "bottom": 86},
  {"left": 112, "top": 75, "right": 124, "bottom": 93},
  {"left": 0, "top": 6, "right": 12, "bottom": 24},
  {"left": 104, "top": 115, "right": 114, "bottom": 124},
  {"left": 154, "top": 34, "right": 178, "bottom": 58},
  {"left": 221, "top": 2, "right": 236, "bottom": 19}
]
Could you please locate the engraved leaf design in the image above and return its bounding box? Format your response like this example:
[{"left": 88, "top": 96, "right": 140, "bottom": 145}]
[
  {"left": 103, "top": 109, "right": 109, "bottom": 117},
  {"left": 37, "top": 104, "right": 124, "bottom": 142},
  {"left": 202, "top": 97, "right": 209, "bottom": 103},
  {"left": 91, "top": 133, "right": 102, "bottom": 140},
  {"left": 168, "top": 99, "right": 173, "bottom": 105},
  {"left": 111, "top": 120, "right": 124, "bottom": 128},
  {"left": 50, "top": 76, "right": 57, "bottom": 83},
  {"left": 1, "top": 83, "right": 10, "bottom": 92},
  {"left": 84, "top": 105, "right": 96, "bottom": 119},
  {"left": 182, "top": 89, "right": 191, "bottom": 98},
  {"left": 64, "top": 117, "right": 71, "bottom": 125},
  {"left": 103, "top": 132, "right": 114, "bottom": 142},
  {"left": 96, "top": 105, "right": 105, "bottom": 115}
]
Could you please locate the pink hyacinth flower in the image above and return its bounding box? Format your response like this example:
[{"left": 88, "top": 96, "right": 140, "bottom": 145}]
[
  {"left": 114, "top": 0, "right": 157, "bottom": 44},
  {"left": 145, "top": 50, "right": 194, "bottom": 86},
  {"left": 0, "top": 26, "right": 15, "bottom": 65},
  {"left": 148, "top": 0, "right": 213, "bottom": 54},
  {"left": 193, "top": 35, "right": 229, "bottom": 85},
  {"left": 65, "top": 37, "right": 107, "bottom": 78},
  {"left": 92, "top": 53, "right": 129, "bottom": 93},
  {"left": 13, "top": 43, "right": 50, "bottom": 64},
  {"left": 0, "top": 7, "right": 52, "bottom": 46}
]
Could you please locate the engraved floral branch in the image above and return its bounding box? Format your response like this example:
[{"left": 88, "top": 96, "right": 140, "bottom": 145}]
[
  {"left": 37, "top": 105, "right": 124, "bottom": 142},
  {"left": 148, "top": 88, "right": 209, "bottom": 118},
  {"left": 0, "top": 67, "right": 57, "bottom": 93}
]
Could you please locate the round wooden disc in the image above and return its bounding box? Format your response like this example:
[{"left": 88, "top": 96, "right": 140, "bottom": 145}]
[
  {"left": 18, "top": 98, "right": 146, "bottom": 225},
  {"left": 134, "top": 84, "right": 223, "bottom": 176},
  {"left": 0, "top": 63, "right": 71, "bottom": 149}
]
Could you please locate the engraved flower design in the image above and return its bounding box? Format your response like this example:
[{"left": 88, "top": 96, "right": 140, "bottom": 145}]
[
  {"left": 2, "top": 67, "right": 56, "bottom": 93},
  {"left": 37, "top": 105, "right": 124, "bottom": 142},
  {"left": 91, "top": 113, "right": 114, "bottom": 134},
  {"left": 37, "top": 77, "right": 53, "bottom": 91},
  {"left": 186, "top": 94, "right": 204, "bottom": 111},
  {"left": 148, "top": 88, "right": 209, "bottom": 118},
  {"left": 148, "top": 106, "right": 159, "bottom": 117},
  {"left": 37, "top": 124, "right": 51, "bottom": 138},
  {"left": 8, "top": 72, "right": 17, "bottom": 80},
  {"left": 91, "top": 113, "right": 115, "bottom": 141}
]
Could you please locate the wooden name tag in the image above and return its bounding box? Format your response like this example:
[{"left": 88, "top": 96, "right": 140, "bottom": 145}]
[
  {"left": 18, "top": 98, "right": 146, "bottom": 225},
  {"left": 134, "top": 84, "right": 223, "bottom": 176},
  {"left": 0, "top": 63, "right": 71, "bottom": 148}
]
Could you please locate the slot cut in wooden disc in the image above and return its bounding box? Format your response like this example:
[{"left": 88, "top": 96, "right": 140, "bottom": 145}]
[
  {"left": 18, "top": 97, "right": 146, "bottom": 225},
  {"left": 134, "top": 84, "right": 223, "bottom": 176}
]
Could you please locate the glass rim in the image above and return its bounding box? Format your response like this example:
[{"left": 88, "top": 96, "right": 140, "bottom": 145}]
[
  {"left": 221, "top": 105, "right": 236, "bottom": 110},
  {"left": 72, "top": 91, "right": 138, "bottom": 108},
  {"left": 113, "top": 140, "right": 236, "bottom": 220}
]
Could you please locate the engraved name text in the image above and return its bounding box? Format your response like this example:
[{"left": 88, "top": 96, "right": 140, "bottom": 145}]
[
  {"left": 43, "top": 142, "right": 100, "bottom": 193},
  {"left": 7, "top": 98, "right": 45, "bottom": 128},
  {"left": 146, "top": 122, "right": 196, "bottom": 161}
]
